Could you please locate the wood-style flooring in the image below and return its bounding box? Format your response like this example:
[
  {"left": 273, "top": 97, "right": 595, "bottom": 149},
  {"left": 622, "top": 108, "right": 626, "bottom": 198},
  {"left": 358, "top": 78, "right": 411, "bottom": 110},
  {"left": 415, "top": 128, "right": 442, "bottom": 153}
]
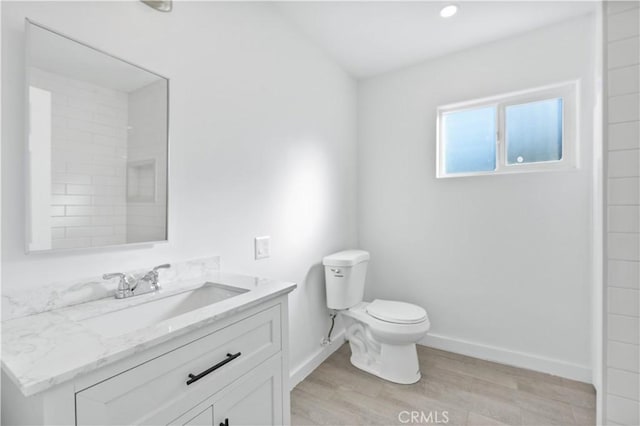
[{"left": 291, "top": 343, "right": 596, "bottom": 426}]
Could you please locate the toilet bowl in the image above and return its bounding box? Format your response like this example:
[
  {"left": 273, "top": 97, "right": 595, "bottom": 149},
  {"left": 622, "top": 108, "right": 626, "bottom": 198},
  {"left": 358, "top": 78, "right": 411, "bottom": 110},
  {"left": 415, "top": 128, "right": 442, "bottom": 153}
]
[
  {"left": 323, "top": 250, "right": 431, "bottom": 384},
  {"left": 341, "top": 300, "right": 430, "bottom": 384}
]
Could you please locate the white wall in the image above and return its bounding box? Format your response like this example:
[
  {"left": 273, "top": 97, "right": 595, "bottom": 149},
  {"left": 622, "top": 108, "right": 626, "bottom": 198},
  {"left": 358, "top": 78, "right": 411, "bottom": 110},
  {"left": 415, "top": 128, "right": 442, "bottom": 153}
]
[
  {"left": 358, "top": 15, "right": 598, "bottom": 381},
  {"left": 1, "top": 1, "right": 357, "bottom": 377},
  {"left": 603, "top": 3, "right": 640, "bottom": 424},
  {"left": 26, "top": 85, "right": 52, "bottom": 251}
]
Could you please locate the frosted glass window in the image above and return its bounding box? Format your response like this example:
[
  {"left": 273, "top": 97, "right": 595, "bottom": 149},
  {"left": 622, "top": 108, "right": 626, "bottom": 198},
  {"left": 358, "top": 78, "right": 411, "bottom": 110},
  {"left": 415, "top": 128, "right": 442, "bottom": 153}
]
[
  {"left": 437, "top": 82, "right": 576, "bottom": 178},
  {"left": 443, "top": 106, "right": 496, "bottom": 174},
  {"left": 505, "top": 98, "right": 563, "bottom": 165}
]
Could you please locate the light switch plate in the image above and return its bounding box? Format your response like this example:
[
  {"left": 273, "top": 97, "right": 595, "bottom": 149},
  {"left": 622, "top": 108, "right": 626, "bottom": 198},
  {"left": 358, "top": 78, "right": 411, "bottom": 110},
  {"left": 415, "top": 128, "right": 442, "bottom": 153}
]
[{"left": 254, "top": 236, "right": 270, "bottom": 260}]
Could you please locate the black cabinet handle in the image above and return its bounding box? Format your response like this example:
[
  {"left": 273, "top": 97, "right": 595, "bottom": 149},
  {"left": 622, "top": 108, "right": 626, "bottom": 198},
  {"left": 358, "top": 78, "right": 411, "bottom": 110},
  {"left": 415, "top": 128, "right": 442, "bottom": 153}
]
[
  {"left": 186, "top": 352, "right": 241, "bottom": 385},
  {"left": 219, "top": 419, "right": 229, "bottom": 426}
]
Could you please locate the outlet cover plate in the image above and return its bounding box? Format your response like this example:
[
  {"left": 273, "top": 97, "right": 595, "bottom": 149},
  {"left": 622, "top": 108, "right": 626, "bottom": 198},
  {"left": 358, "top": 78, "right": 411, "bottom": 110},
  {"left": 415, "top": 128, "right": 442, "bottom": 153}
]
[{"left": 254, "top": 236, "right": 270, "bottom": 260}]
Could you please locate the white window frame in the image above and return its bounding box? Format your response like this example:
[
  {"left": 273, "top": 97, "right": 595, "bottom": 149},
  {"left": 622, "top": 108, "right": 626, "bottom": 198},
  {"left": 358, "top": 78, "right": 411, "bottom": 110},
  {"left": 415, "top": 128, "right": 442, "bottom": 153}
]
[{"left": 436, "top": 80, "right": 580, "bottom": 178}]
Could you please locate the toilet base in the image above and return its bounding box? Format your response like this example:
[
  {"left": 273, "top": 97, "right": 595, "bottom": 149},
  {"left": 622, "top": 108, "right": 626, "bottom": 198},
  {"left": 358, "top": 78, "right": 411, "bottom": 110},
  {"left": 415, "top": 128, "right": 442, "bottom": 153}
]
[
  {"left": 349, "top": 343, "right": 421, "bottom": 384},
  {"left": 345, "top": 323, "right": 422, "bottom": 384}
]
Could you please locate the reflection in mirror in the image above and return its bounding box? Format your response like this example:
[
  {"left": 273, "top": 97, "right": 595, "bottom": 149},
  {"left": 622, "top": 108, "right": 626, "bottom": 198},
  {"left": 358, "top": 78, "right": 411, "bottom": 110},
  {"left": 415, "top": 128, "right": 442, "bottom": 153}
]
[{"left": 26, "top": 20, "right": 169, "bottom": 252}]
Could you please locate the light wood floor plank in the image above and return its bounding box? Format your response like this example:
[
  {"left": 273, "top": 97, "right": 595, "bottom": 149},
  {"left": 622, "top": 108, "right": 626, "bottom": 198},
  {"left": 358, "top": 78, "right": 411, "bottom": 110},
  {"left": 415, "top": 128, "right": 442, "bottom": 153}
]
[{"left": 291, "top": 343, "right": 596, "bottom": 426}]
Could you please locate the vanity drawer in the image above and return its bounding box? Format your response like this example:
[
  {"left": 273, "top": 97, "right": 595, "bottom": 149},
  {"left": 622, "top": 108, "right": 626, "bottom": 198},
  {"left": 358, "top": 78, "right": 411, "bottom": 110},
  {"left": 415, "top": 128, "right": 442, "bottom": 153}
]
[{"left": 75, "top": 305, "right": 281, "bottom": 426}]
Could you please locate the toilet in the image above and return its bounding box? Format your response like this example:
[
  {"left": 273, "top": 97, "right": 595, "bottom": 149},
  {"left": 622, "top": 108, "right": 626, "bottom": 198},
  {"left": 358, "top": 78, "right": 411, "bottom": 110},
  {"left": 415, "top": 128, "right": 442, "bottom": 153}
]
[{"left": 323, "top": 250, "right": 430, "bottom": 384}]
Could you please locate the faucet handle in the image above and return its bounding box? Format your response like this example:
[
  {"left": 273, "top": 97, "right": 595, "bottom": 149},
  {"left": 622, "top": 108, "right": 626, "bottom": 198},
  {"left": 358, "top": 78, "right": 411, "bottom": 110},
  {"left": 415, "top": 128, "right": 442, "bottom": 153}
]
[
  {"left": 103, "top": 272, "right": 126, "bottom": 281},
  {"left": 144, "top": 264, "right": 170, "bottom": 290},
  {"left": 103, "top": 272, "right": 133, "bottom": 299},
  {"left": 153, "top": 264, "right": 171, "bottom": 272}
]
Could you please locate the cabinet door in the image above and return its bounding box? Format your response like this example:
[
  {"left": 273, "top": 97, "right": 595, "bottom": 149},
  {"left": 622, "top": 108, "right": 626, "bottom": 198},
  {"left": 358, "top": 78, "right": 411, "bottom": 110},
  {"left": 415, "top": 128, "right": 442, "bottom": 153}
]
[
  {"left": 183, "top": 407, "right": 213, "bottom": 426},
  {"left": 213, "top": 356, "right": 282, "bottom": 426}
]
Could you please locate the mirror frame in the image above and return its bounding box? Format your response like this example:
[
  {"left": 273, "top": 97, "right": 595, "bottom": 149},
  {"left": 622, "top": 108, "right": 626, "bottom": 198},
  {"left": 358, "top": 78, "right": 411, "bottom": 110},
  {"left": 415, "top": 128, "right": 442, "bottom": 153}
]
[{"left": 24, "top": 18, "right": 170, "bottom": 253}]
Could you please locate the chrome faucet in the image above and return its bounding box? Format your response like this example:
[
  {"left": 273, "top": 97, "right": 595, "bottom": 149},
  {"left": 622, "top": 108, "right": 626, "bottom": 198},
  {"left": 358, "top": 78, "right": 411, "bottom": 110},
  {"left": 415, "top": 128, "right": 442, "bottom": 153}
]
[
  {"left": 103, "top": 272, "right": 135, "bottom": 299},
  {"left": 103, "top": 264, "right": 171, "bottom": 299},
  {"left": 134, "top": 264, "right": 171, "bottom": 293}
]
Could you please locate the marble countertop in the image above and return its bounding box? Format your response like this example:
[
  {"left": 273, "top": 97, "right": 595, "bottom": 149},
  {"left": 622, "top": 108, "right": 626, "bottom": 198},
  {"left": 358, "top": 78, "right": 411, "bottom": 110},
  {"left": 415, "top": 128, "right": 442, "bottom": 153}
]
[{"left": 1, "top": 271, "right": 296, "bottom": 397}]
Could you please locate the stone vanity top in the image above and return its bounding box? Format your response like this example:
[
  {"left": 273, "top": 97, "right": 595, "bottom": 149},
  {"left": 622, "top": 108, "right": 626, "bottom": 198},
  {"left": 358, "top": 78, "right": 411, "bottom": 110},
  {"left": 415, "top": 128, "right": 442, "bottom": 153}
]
[{"left": 1, "top": 271, "right": 296, "bottom": 397}]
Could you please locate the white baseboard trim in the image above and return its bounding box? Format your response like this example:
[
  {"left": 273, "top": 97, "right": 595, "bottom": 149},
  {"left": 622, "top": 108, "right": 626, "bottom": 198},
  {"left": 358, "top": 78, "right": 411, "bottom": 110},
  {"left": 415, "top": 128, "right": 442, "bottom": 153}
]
[
  {"left": 289, "top": 330, "right": 346, "bottom": 390},
  {"left": 420, "top": 333, "right": 592, "bottom": 384}
]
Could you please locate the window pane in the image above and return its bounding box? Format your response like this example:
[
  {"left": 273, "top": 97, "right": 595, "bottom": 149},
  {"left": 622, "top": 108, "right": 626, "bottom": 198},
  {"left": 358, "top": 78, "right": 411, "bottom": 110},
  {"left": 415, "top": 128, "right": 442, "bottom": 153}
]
[
  {"left": 443, "top": 106, "right": 496, "bottom": 174},
  {"left": 506, "top": 98, "right": 563, "bottom": 165}
]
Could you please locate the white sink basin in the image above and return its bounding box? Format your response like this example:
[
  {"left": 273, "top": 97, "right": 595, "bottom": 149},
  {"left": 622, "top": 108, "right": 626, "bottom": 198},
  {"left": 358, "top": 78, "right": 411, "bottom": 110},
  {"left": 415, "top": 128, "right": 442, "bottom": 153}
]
[{"left": 84, "top": 283, "right": 248, "bottom": 338}]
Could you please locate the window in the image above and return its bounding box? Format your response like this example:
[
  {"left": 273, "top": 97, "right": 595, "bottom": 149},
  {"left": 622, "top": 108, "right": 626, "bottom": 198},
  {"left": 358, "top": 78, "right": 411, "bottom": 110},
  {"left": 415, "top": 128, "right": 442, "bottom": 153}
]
[
  {"left": 436, "top": 81, "right": 578, "bottom": 178},
  {"left": 443, "top": 106, "right": 496, "bottom": 174}
]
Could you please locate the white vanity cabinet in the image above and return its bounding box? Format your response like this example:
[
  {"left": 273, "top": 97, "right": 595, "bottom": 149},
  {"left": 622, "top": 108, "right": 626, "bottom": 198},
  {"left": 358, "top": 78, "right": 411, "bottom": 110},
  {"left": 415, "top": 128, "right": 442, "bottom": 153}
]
[{"left": 1, "top": 295, "right": 291, "bottom": 426}]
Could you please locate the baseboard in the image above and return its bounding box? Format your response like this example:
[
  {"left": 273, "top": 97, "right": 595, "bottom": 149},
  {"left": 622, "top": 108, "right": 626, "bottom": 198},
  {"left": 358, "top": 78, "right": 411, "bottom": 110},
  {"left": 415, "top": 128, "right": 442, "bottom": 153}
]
[
  {"left": 420, "top": 333, "right": 592, "bottom": 384},
  {"left": 289, "top": 330, "right": 346, "bottom": 390}
]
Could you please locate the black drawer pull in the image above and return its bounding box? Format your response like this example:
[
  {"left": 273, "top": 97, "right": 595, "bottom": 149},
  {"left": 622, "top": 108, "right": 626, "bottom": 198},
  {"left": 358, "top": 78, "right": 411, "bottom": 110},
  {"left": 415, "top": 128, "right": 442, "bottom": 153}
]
[
  {"left": 220, "top": 419, "right": 229, "bottom": 426},
  {"left": 186, "top": 352, "right": 241, "bottom": 385}
]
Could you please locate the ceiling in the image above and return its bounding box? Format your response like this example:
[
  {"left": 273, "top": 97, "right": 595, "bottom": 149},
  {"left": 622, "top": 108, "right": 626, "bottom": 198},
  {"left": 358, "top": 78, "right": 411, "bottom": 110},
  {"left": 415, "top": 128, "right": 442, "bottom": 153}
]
[
  {"left": 29, "top": 22, "right": 162, "bottom": 93},
  {"left": 274, "top": 1, "right": 598, "bottom": 78}
]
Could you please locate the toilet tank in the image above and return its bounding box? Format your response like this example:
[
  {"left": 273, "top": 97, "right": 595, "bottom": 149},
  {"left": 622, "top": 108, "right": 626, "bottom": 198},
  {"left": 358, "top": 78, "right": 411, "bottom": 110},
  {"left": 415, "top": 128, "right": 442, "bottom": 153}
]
[{"left": 323, "top": 250, "right": 370, "bottom": 309}]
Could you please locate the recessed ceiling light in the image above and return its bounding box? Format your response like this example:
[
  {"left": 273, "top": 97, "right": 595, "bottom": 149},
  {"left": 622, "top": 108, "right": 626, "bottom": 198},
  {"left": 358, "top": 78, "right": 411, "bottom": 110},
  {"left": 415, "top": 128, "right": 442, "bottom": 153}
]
[{"left": 440, "top": 4, "right": 458, "bottom": 18}]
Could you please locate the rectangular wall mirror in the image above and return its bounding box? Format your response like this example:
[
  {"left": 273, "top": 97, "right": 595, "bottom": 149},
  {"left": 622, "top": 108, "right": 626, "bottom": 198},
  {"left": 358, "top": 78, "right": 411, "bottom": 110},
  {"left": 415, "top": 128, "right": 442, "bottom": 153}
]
[{"left": 25, "top": 20, "right": 169, "bottom": 252}]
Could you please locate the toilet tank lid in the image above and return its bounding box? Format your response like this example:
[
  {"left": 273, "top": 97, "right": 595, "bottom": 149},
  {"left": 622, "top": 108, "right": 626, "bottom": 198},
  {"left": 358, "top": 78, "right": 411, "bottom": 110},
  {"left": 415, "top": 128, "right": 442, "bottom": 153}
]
[{"left": 323, "top": 250, "right": 370, "bottom": 266}]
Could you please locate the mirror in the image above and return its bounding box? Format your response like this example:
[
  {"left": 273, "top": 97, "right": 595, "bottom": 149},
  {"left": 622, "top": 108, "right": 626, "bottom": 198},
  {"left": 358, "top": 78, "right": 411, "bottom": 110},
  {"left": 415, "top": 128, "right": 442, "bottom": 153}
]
[{"left": 25, "top": 20, "right": 169, "bottom": 252}]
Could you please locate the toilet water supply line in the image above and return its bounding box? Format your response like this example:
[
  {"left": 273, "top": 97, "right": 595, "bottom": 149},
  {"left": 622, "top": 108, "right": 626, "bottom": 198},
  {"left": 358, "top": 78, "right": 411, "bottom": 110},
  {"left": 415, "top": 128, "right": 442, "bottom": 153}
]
[{"left": 321, "top": 311, "right": 338, "bottom": 345}]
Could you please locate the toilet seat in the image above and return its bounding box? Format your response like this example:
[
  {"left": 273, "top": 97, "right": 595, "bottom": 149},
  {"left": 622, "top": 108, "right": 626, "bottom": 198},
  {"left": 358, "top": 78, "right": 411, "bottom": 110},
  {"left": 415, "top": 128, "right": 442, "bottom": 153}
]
[{"left": 366, "top": 299, "right": 427, "bottom": 324}]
